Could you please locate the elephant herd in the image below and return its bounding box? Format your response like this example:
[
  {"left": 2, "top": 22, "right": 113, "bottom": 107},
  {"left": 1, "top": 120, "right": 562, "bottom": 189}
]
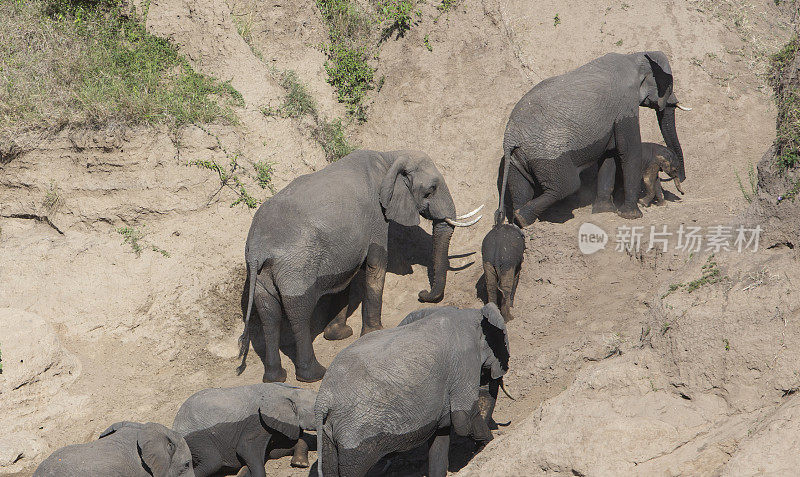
[{"left": 34, "top": 50, "right": 688, "bottom": 477}]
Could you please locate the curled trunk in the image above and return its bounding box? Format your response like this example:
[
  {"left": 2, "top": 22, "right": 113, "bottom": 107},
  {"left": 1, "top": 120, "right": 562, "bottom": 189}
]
[
  {"left": 418, "top": 220, "right": 454, "bottom": 303},
  {"left": 657, "top": 106, "right": 685, "bottom": 181}
]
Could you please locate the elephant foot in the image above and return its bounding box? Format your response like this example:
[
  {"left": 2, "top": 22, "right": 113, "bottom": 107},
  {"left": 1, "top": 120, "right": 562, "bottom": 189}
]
[
  {"left": 290, "top": 455, "right": 309, "bottom": 468},
  {"left": 418, "top": 289, "right": 443, "bottom": 303},
  {"left": 617, "top": 205, "right": 643, "bottom": 219},
  {"left": 360, "top": 324, "right": 384, "bottom": 336},
  {"left": 290, "top": 441, "right": 310, "bottom": 468},
  {"left": 592, "top": 200, "right": 617, "bottom": 214},
  {"left": 512, "top": 210, "right": 532, "bottom": 229},
  {"left": 502, "top": 312, "right": 514, "bottom": 323},
  {"left": 638, "top": 199, "right": 652, "bottom": 207},
  {"left": 295, "top": 361, "right": 326, "bottom": 383},
  {"left": 262, "top": 367, "right": 287, "bottom": 383},
  {"left": 323, "top": 322, "right": 353, "bottom": 341}
]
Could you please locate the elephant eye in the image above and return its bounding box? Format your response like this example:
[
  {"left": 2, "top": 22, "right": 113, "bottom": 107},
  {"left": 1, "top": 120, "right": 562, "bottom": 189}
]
[{"left": 423, "top": 186, "right": 435, "bottom": 198}]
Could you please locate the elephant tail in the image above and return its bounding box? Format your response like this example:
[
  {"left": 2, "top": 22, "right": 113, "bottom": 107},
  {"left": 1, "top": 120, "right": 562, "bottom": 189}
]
[
  {"left": 316, "top": 412, "right": 325, "bottom": 477},
  {"left": 236, "top": 258, "right": 260, "bottom": 375},
  {"left": 496, "top": 145, "right": 518, "bottom": 226}
]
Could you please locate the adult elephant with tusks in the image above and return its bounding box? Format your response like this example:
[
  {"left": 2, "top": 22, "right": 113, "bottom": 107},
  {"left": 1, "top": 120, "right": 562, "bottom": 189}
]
[
  {"left": 497, "top": 51, "right": 690, "bottom": 227},
  {"left": 237, "top": 149, "right": 483, "bottom": 383}
]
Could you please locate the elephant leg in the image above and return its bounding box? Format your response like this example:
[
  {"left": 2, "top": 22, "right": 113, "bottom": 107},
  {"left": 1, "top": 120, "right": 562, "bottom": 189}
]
[
  {"left": 515, "top": 156, "right": 580, "bottom": 227},
  {"left": 254, "top": 283, "right": 287, "bottom": 383},
  {"left": 427, "top": 427, "right": 451, "bottom": 477},
  {"left": 506, "top": 164, "right": 536, "bottom": 225},
  {"left": 498, "top": 268, "right": 515, "bottom": 322},
  {"left": 593, "top": 155, "right": 618, "bottom": 213},
  {"left": 323, "top": 284, "right": 354, "bottom": 341},
  {"left": 361, "top": 243, "right": 388, "bottom": 336},
  {"left": 290, "top": 437, "right": 310, "bottom": 468},
  {"left": 614, "top": 117, "right": 644, "bottom": 219},
  {"left": 284, "top": 295, "right": 326, "bottom": 382},
  {"left": 235, "top": 425, "right": 269, "bottom": 477},
  {"left": 484, "top": 262, "right": 499, "bottom": 307},
  {"left": 654, "top": 180, "right": 666, "bottom": 205},
  {"left": 320, "top": 430, "right": 339, "bottom": 476}
]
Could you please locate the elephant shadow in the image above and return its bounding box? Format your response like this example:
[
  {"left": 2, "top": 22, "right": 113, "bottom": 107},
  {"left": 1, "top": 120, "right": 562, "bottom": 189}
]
[{"left": 355, "top": 435, "right": 484, "bottom": 476}]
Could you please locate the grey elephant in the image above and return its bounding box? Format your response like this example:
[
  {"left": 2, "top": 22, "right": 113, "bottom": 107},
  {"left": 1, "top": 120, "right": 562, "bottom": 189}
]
[
  {"left": 497, "top": 51, "right": 689, "bottom": 227},
  {"left": 482, "top": 223, "right": 525, "bottom": 322},
  {"left": 237, "top": 149, "right": 482, "bottom": 383},
  {"left": 314, "top": 303, "right": 511, "bottom": 477},
  {"left": 172, "top": 383, "right": 316, "bottom": 477},
  {"left": 34, "top": 421, "right": 194, "bottom": 477},
  {"left": 639, "top": 142, "right": 685, "bottom": 206}
]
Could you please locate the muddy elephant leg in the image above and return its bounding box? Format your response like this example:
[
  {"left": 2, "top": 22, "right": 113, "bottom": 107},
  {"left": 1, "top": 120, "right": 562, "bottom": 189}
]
[
  {"left": 593, "top": 155, "right": 618, "bottom": 213},
  {"left": 484, "top": 262, "right": 499, "bottom": 307},
  {"left": 323, "top": 284, "right": 354, "bottom": 341},
  {"left": 361, "top": 244, "right": 387, "bottom": 336},
  {"left": 511, "top": 266, "right": 520, "bottom": 307},
  {"left": 515, "top": 154, "right": 580, "bottom": 227},
  {"left": 254, "top": 283, "right": 287, "bottom": 383},
  {"left": 283, "top": 295, "right": 326, "bottom": 383},
  {"left": 427, "top": 427, "right": 450, "bottom": 477},
  {"left": 654, "top": 180, "right": 666, "bottom": 205},
  {"left": 498, "top": 268, "right": 516, "bottom": 322},
  {"left": 290, "top": 436, "right": 310, "bottom": 468},
  {"left": 235, "top": 424, "right": 269, "bottom": 477}
]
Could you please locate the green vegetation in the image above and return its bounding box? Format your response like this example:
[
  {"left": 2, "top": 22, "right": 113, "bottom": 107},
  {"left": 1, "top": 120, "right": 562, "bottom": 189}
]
[
  {"left": 263, "top": 71, "right": 319, "bottom": 119},
  {"left": 661, "top": 321, "right": 671, "bottom": 335},
  {"left": 116, "top": 226, "right": 170, "bottom": 257},
  {"left": 190, "top": 156, "right": 259, "bottom": 208},
  {"left": 424, "top": 34, "right": 433, "bottom": 52},
  {"left": 663, "top": 255, "right": 725, "bottom": 298},
  {"left": 770, "top": 36, "right": 800, "bottom": 171},
  {"left": 253, "top": 161, "right": 277, "bottom": 193},
  {"left": 723, "top": 338, "right": 730, "bottom": 351},
  {"left": 316, "top": 118, "right": 356, "bottom": 162},
  {"left": 615, "top": 39, "right": 623, "bottom": 47},
  {"left": 378, "top": 0, "right": 421, "bottom": 39},
  {"left": 437, "top": 0, "right": 459, "bottom": 12},
  {"left": 0, "top": 0, "right": 242, "bottom": 139},
  {"left": 553, "top": 13, "right": 561, "bottom": 27},
  {"left": 735, "top": 163, "right": 758, "bottom": 203}
]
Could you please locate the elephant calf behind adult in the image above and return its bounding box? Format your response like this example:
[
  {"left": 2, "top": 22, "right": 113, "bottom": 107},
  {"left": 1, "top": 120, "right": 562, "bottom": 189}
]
[
  {"left": 237, "top": 150, "right": 481, "bottom": 383},
  {"left": 34, "top": 422, "right": 194, "bottom": 477},
  {"left": 498, "top": 51, "right": 688, "bottom": 227},
  {"left": 314, "top": 303, "right": 510, "bottom": 477}
]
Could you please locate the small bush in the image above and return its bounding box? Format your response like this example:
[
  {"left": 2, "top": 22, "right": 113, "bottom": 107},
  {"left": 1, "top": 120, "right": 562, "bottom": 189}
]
[
  {"left": 437, "top": 0, "right": 459, "bottom": 12},
  {"left": 378, "top": 0, "right": 420, "bottom": 39},
  {"left": 253, "top": 161, "right": 277, "bottom": 193},
  {"left": 317, "top": 118, "right": 356, "bottom": 162},
  {"left": 324, "top": 43, "right": 374, "bottom": 116},
  {"left": 116, "top": 225, "right": 170, "bottom": 257},
  {"left": 735, "top": 163, "right": 758, "bottom": 203},
  {"left": 769, "top": 36, "right": 800, "bottom": 171},
  {"left": 264, "top": 71, "right": 318, "bottom": 119}
]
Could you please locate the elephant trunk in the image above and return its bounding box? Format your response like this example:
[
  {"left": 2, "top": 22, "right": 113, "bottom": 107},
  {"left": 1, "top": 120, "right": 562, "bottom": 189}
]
[
  {"left": 674, "top": 177, "right": 685, "bottom": 195},
  {"left": 418, "top": 220, "right": 454, "bottom": 303},
  {"left": 657, "top": 106, "right": 685, "bottom": 182}
]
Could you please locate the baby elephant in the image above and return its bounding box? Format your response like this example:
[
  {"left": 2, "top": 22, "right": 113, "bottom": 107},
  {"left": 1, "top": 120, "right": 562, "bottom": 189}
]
[
  {"left": 482, "top": 223, "right": 525, "bottom": 322},
  {"left": 172, "top": 383, "right": 316, "bottom": 477},
  {"left": 315, "top": 303, "right": 511, "bottom": 477},
  {"left": 35, "top": 421, "right": 194, "bottom": 477},
  {"left": 640, "top": 142, "right": 685, "bottom": 207}
]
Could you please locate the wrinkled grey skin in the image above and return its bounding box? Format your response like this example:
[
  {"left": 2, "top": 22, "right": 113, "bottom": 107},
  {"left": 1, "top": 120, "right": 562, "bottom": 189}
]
[
  {"left": 497, "top": 51, "right": 685, "bottom": 227},
  {"left": 238, "top": 150, "right": 461, "bottom": 384},
  {"left": 172, "top": 383, "right": 316, "bottom": 477},
  {"left": 639, "top": 142, "right": 685, "bottom": 206},
  {"left": 482, "top": 224, "right": 525, "bottom": 322},
  {"left": 34, "top": 422, "right": 194, "bottom": 477},
  {"left": 314, "top": 303, "right": 510, "bottom": 477}
]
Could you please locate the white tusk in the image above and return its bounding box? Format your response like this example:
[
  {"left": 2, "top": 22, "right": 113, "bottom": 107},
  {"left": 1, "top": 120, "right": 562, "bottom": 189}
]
[
  {"left": 445, "top": 215, "right": 482, "bottom": 227},
  {"left": 677, "top": 104, "right": 692, "bottom": 111},
  {"left": 456, "top": 204, "right": 484, "bottom": 220}
]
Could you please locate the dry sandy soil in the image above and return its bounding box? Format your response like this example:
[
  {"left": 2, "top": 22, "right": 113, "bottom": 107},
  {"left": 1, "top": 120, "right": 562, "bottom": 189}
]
[{"left": 1, "top": 0, "right": 798, "bottom": 475}]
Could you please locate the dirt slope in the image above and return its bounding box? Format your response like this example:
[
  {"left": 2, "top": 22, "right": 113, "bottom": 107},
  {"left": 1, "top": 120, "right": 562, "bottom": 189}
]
[{"left": 0, "top": 0, "right": 795, "bottom": 475}]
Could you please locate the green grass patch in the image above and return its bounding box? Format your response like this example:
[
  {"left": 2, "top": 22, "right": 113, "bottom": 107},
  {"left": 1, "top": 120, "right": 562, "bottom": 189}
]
[
  {"left": 377, "top": 0, "right": 420, "bottom": 39},
  {"left": 769, "top": 35, "right": 800, "bottom": 171},
  {"left": 663, "top": 255, "right": 725, "bottom": 298},
  {"left": 263, "top": 70, "right": 319, "bottom": 119},
  {"left": 316, "top": 118, "right": 356, "bottom": 162},
  {"left": 0, "top": 0, "right": 241, "bottom": 140},
  {"left": 437, "top": 0, "right": 459, "bottom": 12}
]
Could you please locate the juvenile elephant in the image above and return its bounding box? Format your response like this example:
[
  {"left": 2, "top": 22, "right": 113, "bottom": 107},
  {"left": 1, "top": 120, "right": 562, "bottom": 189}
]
[
  {"left": 497, "top": 51, "right": 689, "bottom": 227},
  {"left": 314, "top": 303, "right": 511, "bottom": 477},
  {"left": 482, "top": 223, "right": 525, "bottom": 322},
  {"left": 34, "top": 421, "right": 194, "bottom": 477},
  {"left": 172, "top": 383, "right": 316, "bottom": 477},
  {"left": 639, "top": 142, "right": 685, "bottom": 206},
  {"left": 237, "top": 150, "right": 482, "bottom": 383}
]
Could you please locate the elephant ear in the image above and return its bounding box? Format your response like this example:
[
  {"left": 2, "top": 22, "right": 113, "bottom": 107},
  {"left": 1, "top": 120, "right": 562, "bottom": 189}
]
[
  {"left": 137, "top": 424, "right": 175, "bottom": 477},
  {"left": 258, "top": 399, "right": 300, "bottom": 441},
  {"left": 480, "top": 303, "right": 510, "bottom": 380},
  {"left": 380, "top": 154, "right": 421, "bottom": 227},
  {"left": 643, "top": 51, "right": 674, "bottom": 109}
]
